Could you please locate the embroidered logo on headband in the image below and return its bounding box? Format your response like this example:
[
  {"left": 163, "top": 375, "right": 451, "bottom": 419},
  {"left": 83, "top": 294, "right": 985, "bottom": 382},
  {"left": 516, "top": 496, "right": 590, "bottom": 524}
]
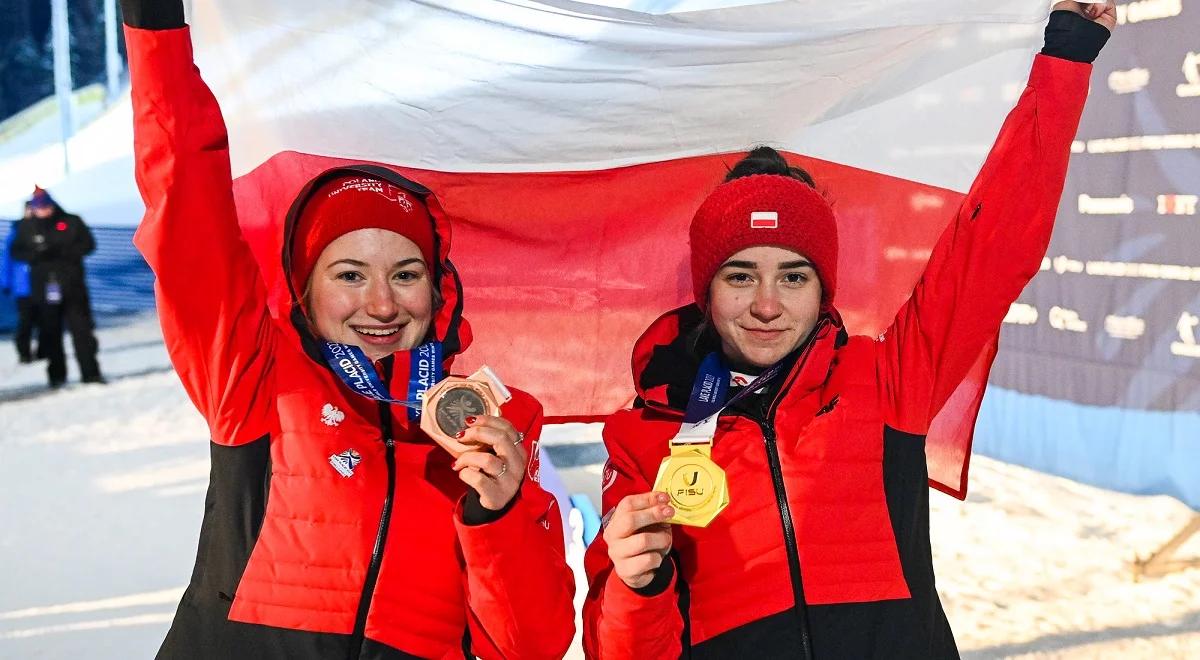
[
  {"left": 326, "top": 178, "right": 414, "bottom": 212},
  {"left": 750, "top": 211, "right": 778, "bottom": 229}
]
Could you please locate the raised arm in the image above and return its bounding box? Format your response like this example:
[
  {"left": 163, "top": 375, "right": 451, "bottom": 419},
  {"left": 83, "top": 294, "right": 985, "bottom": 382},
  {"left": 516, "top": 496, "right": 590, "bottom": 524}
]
[
  {"left": 123, "top": 0, "right": 275, "bottom": 445},
  {"left": 454, "top": 401, "right": 576, "bottom": 659},
  {"left": 877, "top": 7, "right": 1111, "bottom": 433}
]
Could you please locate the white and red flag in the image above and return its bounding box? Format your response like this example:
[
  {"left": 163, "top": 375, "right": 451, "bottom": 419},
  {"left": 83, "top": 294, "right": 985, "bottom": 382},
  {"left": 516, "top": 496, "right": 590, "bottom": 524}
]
[{"left": 188, "top": 0, "right": 1053, "bottom": 497}]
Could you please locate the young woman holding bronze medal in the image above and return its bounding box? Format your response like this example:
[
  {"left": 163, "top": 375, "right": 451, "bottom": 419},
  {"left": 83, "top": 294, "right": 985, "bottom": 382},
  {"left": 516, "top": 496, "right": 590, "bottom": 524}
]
[
  {"left": 583, "top": 3, "right": 1116, "bottom": 658},
  {"left": 121, "top": 1, "right": 573, "bottom": 658}
]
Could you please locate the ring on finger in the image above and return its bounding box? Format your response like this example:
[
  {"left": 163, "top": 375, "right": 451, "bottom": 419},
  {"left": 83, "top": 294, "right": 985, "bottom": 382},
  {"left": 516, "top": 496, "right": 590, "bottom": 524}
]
[
  {"left": 494, "top": 463, "right": 508, "bottom": 478},
  {"left": 513, "top": 432, "right": 525, "bottom": 446}
]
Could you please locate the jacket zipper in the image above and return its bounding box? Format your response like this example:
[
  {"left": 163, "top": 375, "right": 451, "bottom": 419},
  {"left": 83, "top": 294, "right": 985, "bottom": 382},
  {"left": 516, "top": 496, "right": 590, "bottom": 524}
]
[
  {"left": 754, "top": 319, "right": 828, "bottom": 660},
  {"left": 348, "top": 357, "right": 398, "bottom": 660},
  {"left": 645, "top": 318, "right": 831, "bottom": 656},
  {"left": 760, "top": 422, "right": 814, "bottom": 660}
]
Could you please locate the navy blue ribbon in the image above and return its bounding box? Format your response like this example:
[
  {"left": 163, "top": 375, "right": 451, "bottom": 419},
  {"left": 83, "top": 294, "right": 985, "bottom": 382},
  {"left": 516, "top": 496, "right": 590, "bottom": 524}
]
[
  {"left": 683, "top": 353, "right": 729, "bottom": 424},
  {"left": 320, "top": 340, "right": 444, "bottom": 421},
  {"left": 683, "top": 352, "right": 785, "bottom": 425}
]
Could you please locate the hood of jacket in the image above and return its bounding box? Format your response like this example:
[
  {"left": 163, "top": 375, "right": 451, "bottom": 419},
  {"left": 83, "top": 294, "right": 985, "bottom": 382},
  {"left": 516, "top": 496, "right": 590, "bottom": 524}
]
[{"left": 280, "top": 164, "right": 471, "bottom": 371}]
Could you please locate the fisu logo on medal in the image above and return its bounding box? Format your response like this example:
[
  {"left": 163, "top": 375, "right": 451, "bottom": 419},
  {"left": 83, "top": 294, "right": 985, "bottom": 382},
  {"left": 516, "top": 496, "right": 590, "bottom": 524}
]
[{"left": 667, "top": 460, "right": 717, "bottom": 509}]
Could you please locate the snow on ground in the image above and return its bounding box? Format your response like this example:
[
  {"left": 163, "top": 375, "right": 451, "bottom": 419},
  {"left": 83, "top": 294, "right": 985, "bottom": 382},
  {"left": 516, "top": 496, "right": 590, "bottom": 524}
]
[
  {"left": 0, "top": 89, "right": 142, "bottom": 226},
  {"left": 0, "top": 313, "right": 169, "bottom": 398},
  {"left": 0, "top": 315, "right": 1197, "bottom": 658},
  {"left": 939, "top": 460, "right": 1200, "bottom": 659}
]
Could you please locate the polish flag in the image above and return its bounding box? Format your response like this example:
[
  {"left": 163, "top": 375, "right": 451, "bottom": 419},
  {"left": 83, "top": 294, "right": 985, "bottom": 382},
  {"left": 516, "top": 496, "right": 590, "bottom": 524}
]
[
  {"left": 189, "top": 0, "right": 1054, "bottom": 497},
  {"left": 749, "top": 212, "right": 779, "bottom": 230}
]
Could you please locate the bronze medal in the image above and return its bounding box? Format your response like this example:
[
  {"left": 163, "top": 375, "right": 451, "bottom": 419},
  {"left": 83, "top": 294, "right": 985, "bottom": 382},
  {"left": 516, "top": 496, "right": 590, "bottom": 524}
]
[{"left": 420, "top": 366, "right": 512, "bottom": 457}]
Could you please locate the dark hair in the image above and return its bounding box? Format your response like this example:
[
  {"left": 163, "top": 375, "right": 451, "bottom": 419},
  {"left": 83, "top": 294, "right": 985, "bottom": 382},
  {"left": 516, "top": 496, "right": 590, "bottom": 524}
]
[{"left": 724, "top": 145, "right": 816, "bottom": 188}]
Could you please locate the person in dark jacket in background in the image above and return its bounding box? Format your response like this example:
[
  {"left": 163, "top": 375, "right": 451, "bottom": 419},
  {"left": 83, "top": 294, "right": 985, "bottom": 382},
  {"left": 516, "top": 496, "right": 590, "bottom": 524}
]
[
  {"left": 584, "top": 3, "right": 1115, "bottom": 659},
  {"left": 11, "top": 186, "right": 105, "bottom": 386},
  {"left": 2, "top": 202, "right": 44, "bottom": 363}
]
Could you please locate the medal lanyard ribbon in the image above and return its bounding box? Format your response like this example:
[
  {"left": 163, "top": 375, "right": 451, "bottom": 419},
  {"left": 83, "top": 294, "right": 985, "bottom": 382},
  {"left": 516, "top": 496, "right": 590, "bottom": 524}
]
[
  {"left": 675, "top": 353, "right": 784, "bottom": 445},
  {"left": 320, "top": 340, "right": 444, "bottom": 421}
]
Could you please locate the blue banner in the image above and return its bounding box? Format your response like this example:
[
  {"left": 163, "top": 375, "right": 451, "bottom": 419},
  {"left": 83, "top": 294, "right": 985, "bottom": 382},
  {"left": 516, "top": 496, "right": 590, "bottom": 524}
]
[{"left": 984, "top": 9, "right": 1200, "bottom": 509}]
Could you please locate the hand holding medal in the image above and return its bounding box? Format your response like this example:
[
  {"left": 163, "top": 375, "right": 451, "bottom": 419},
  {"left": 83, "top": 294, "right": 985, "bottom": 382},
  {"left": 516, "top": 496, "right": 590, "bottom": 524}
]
[
  {"left": 319, "top": 340, "right": 526, "bottom": 510},
  {"left": 603, "top": 492, "right": 676, "bottom": 590},
  {"left": 652, "top": 354, "right": 783, "bottom": 528},
  {"left": 420, "top": 365, "right": 513, "bottom": 457},
  {"left": 450, "top": 413, "right": 527, "bottom": 511},
  {"left": 652, "top": 442, "right": 730, "bottom": 527},
  {"left": 423, "top": 366, "right": 526, "bottom": 511}
]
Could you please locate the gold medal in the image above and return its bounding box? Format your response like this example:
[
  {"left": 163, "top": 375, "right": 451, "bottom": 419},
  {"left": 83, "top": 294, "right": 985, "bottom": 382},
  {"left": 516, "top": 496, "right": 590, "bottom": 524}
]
[
  {"left": 651, "top": 352, "right": 784, "bottom": 528},
  {"left": 420, "top": 366, "right": 511, "bottom": 457},
  {"left": 652, "top": 441, "right": 730, "bottom": 528}
]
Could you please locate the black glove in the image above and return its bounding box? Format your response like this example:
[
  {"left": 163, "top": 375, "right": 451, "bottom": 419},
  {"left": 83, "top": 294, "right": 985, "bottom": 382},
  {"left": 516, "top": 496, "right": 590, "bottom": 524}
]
[
  {"left": 120, "top": 0, "right": 186, "bottom": 30},
  {"left": 1041, "top": 10, "right": 1111, "bottom": 63}
]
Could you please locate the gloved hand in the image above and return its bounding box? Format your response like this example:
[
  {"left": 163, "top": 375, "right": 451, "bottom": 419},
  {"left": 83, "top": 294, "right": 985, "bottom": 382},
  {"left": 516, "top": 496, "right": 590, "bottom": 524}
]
[
  {"left": 1043, "top": 2, "right": 1115, "bottom": 63},
  {"left": 120, "top": 0, "right": 185, "bottom": 30}
]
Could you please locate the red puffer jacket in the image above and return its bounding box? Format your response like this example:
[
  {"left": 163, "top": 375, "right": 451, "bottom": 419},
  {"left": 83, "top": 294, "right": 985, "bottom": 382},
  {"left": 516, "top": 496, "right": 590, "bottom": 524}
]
[
  {"left": 127, "top": 24, "right": 574, "bottom": 660},
  {"left": 584, "top": 53, "right": 1092, "bottom": 659}
]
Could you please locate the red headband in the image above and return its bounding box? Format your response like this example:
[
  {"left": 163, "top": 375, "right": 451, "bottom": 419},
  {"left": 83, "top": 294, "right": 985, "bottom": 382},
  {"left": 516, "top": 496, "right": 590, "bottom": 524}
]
[
  {"left": 291, "top": 175, "right": 435, "bottom": 295},
  {"left": 689, "top": 174, "right": 838, "bottom": 309}
]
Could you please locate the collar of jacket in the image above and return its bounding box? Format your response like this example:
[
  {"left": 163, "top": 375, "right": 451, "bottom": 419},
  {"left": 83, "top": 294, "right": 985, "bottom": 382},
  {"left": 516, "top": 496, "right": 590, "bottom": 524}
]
[
  {"left": 279, "top": 164, "right": 471, "bottom": 377},
  {"left": 630, "top": 303, "right": 847, "bottom": 416}
]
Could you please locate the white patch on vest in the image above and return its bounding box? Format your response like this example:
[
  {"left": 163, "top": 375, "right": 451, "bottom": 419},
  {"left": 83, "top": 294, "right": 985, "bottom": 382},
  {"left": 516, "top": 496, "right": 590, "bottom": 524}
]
[
  {"left": 321, "top": 403, "right": 345, "bottom": 427},
  {"left": 328, "top": 449, "right": 361, "bottom": 478}
]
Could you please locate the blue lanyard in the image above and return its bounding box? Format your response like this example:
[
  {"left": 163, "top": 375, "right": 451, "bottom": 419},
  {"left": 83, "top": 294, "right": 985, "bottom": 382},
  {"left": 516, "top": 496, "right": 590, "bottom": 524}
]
[
  {"left": 319, "top": 340, "right": 444, "bottom": 421},
  {"left": 683, "top": 352, "right": 785, "bottom": 426}
]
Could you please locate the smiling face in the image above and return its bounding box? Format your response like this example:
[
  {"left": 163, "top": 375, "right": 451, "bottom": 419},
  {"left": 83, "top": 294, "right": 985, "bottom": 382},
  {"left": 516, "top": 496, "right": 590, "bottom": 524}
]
[
  {"left": 306, "top": 228, "right": 434, "bottom": 361},
  {"left": 708, "top": 245, "right": 823, "bottom": 369}
]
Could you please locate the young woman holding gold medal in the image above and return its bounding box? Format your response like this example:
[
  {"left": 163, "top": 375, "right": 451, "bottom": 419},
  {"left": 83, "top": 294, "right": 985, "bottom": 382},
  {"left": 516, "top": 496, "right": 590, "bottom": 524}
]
[
  {"left": 583, "top": 3, "right": 1116, "bottom": 658},
  {"left": 121, "top": 0, "right": 573, "bottom": 657}
]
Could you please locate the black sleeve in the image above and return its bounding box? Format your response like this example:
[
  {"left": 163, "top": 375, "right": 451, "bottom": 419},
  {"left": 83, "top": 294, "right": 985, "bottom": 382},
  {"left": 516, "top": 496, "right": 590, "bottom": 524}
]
[
  {"left": 631, "top": 554, "right": 676, "bottom": 598},
  {"left": 1041, "top": 9, "right": 1111, "bottom": 63},
  {"left": 9, "top": 221, "right": 37, "bottom": 262},
  {"left": 67, "top": 217, "right": 96, "bottom": 259},
  {"left": 120, "top": 0, "right": 186, "bottom": 30},
  {"left": 460, "top": 488, "right": 519, "bottom": 526}
]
